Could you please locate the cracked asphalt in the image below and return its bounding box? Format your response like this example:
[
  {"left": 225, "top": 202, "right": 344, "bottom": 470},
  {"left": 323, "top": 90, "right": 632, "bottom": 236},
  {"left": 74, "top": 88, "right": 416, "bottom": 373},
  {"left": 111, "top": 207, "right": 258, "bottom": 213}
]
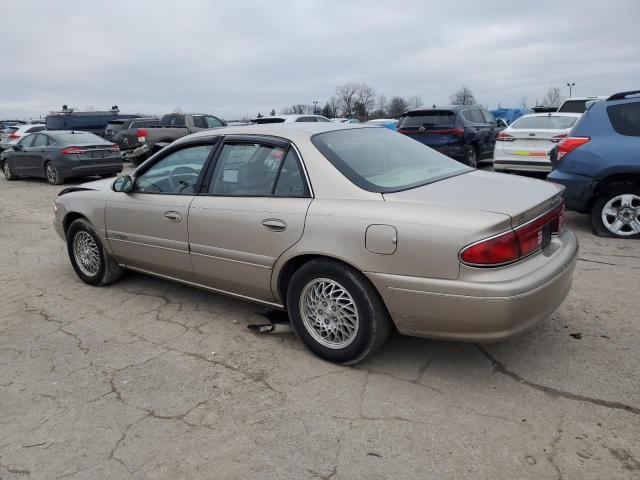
[{"left": 1, "top": 170, "right": 639, "bottom": 480}]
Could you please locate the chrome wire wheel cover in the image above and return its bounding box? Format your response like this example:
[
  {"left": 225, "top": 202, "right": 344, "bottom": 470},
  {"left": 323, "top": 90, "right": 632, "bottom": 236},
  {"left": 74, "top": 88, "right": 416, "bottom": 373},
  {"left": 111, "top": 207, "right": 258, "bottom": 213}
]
[
  {"left": 46, "top": 163, "right": 56, "bottom": 183},
  {"left": 601, "top": 194, "right": 640, "bottom": 236},
  {"left": 73, "top": 231, "right": 101, "bottom": 276},
  {"left": 299, "top": 278, "right": 359, "bottom": 349}
]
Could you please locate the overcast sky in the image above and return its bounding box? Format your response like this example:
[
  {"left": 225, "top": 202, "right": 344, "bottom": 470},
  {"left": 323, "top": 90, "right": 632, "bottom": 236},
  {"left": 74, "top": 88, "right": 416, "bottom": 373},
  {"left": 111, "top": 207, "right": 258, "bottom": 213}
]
[{"left": 2, "top": 0, "right": 639, "bottom": 120}]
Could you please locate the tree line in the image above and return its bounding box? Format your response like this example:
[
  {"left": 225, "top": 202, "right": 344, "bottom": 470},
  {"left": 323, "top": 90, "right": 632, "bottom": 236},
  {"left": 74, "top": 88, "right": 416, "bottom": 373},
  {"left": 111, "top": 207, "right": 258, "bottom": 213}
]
[{"left": 256, "top": 84, "right": 568, "bottom": 120}]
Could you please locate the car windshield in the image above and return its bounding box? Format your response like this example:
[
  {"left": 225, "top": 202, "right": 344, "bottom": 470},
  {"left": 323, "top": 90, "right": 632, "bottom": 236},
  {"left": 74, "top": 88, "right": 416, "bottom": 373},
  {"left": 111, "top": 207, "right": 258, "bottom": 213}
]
[
  {"left": 511, "top": 115, "right": 578, "bottom": 130},
  {"left": 312, "top": 127, "right": 471, "bottom": 193},
  {"left": 254, "top": 118, "right": 286, "bottom": 124},
  {"left": 54, "top": 132, "right": 107, "bottom": 144},
  {"left": 399, "top": 111, "right": 455, "bottom": 128}
]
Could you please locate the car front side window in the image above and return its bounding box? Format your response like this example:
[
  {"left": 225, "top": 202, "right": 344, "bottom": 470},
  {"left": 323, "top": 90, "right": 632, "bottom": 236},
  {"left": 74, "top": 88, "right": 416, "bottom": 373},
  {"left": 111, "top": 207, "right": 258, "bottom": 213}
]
[
  {"left": 134, "top": 144, "right": 214, "bottom": 194},
  {"left": 17, "top": 135, "right": 36, "bottom": 148}
]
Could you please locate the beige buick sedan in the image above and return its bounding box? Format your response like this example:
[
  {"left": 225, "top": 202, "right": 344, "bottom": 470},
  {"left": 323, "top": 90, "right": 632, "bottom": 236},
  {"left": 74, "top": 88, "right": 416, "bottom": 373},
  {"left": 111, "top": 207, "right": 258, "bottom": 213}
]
[{"left": 54, "top": 123, "right": 578, "bottom": 364}]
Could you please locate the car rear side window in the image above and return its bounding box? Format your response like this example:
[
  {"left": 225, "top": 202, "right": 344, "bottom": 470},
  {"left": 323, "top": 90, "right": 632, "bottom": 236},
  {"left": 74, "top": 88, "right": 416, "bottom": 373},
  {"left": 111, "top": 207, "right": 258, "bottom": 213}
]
[
  {"left": 193, "top": 116, "right": 207, "bottom": 128},
  {"left": 26, "top": 125, "right": 45, "bottom": 133},
  {"left": 607, "top": 102, "right": 640, "bottom": 137},
  {"left": 398, "top": 111, "right": 455, "bottom": 128},
  {"left": 31, "top": 134, "right": 49, "bottom": 147},
  {"left": 558, "top": 100, "right": 587, "bottom": 113},
  {"left": 160, "top": 115, "right": 186, "bottom": 127},
  {"left": 462, "top": 109, "right": 486, "bottom": 124}
]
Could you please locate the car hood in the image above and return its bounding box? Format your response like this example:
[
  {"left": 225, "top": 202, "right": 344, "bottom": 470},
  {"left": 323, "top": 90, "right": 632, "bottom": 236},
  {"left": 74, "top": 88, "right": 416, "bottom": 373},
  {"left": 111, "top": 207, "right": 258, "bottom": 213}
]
[
  {"left": 383, "top": 170, "right": 564, "bottom": 227},
  {"left": 58, "top": 177, "right": 115, "bottom": 196}
]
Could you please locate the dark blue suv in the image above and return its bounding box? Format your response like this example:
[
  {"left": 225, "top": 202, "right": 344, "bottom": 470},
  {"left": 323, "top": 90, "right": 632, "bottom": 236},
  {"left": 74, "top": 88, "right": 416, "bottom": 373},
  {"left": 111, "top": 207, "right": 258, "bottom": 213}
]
[
  {"left": 397, "top": 106, "right": 499, "bottom": 167},
  {"left": 548, "top": 90, "right": 640, "bottom": 238}
]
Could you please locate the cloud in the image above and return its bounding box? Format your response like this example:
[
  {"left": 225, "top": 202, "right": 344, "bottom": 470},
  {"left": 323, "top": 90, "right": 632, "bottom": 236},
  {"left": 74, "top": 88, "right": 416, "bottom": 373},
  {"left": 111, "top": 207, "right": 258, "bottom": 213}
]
[{"left": 1, "top": 0, "right": 639, "bottom": 119}]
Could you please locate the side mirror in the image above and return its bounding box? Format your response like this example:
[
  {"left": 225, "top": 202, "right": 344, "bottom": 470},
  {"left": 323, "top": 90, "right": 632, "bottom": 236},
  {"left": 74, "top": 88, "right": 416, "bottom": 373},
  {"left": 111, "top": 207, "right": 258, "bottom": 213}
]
[
  {"left": 13, "top": 144, "right": 22, "bottom": 151},
  {"left": 112, "top": 175, "right": 133, "bottom": 193}
]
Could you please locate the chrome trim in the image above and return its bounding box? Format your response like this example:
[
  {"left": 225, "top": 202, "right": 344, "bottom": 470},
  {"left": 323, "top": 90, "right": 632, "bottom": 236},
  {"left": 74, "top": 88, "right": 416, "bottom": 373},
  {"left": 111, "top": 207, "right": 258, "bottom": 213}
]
[
  {"left": 107, "top": 236, "right": 188, "bottom": 254},
  {"left": 120, "top": 264, "right": 285, "bottom": 309},
  {"left": 190, "top": 251, "right": 272, "bottom": 269}
]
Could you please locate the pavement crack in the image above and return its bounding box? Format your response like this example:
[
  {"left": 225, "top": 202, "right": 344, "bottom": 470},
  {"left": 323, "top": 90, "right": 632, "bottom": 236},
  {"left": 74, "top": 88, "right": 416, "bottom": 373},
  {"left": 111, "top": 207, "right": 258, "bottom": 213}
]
[{"left": 475, "top": 345, "right": 640, "bottom": 415}]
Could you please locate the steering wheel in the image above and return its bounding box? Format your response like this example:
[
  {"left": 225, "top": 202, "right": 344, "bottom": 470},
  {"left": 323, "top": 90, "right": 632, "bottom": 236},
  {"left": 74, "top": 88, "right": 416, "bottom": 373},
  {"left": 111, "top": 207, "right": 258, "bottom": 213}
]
[{"left": 169, "top": 166, "right": 200, "bottom": 193}]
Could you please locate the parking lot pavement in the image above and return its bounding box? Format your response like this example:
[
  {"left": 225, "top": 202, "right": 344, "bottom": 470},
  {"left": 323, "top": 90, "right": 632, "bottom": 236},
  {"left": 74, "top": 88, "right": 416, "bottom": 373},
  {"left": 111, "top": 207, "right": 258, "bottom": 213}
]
[{"left": 1, "top": 172, "right": 639, "bottom": 480}]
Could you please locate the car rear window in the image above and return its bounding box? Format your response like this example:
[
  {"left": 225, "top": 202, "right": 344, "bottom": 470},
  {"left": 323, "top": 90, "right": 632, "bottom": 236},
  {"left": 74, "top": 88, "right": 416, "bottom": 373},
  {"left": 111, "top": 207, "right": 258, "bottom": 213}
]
[
  {"left": 312, "top": 127, "right": 471, "bottom": 193},
  {"left": 398, "top": 111, "right": 455, "bottom": 129},
  {"left": 607, "top": 102, "right": 640, "bottom": 137},
  {"left": 160, "top": 115, "right": 186, "bottom": 127},
  {"left": 53, "top": 132, "right": 107, "bottom": 144},
  {"left": 511, "top": 115, "right": 579, "bottom": 130},
  {"left": 557, "top": 100, "right": 588, "bottom": 113}
]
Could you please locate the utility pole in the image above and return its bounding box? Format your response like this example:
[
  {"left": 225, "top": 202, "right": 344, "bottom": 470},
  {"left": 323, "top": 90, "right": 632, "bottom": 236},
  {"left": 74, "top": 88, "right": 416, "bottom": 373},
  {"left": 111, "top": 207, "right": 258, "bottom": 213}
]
[
  {"left": 566, "top": 82, "right": 576, "bottom": 97},
  {"left": 312, "top": 100, "right": 318, "bottom": 115}
]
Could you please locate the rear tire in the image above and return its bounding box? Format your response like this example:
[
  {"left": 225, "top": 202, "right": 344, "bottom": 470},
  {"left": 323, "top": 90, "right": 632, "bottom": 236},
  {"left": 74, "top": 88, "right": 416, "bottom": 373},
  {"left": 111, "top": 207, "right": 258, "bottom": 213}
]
[
  {"left": 463, "top": 144, "right": 478, "bottom": 168},
  {"left": 2, "top": 160, "right": 17, "bottom": 180},
  {"left": 590, "top": 182, "right": 640, "bottom": 238},
  {"left": 66, "top": 219, "right": 124, "bottom": 285},
  {"left": 286, "top": 259, "right": 390, "bottom": 365},
  {"left": 45, "top": 161, "right": 64, "bottom": 185}
]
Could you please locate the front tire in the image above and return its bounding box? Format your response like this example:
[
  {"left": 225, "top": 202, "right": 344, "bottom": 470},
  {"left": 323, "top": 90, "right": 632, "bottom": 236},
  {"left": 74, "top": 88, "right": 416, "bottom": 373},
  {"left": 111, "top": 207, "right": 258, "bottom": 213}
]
[
  {"left": 66, "top": 219, "right": 124, "bottom": 285},
  {"left": 45, "top": 161, "right": 64, "bottom": 185},
  {"left": 590, "top": 183, "right": 640, "bottom": 239},
  {"left": 2, "top": 160, "right": 17, "bottom": 180},
  {"left": 287, "top": 259, "right": 390, "bottom": 365}
]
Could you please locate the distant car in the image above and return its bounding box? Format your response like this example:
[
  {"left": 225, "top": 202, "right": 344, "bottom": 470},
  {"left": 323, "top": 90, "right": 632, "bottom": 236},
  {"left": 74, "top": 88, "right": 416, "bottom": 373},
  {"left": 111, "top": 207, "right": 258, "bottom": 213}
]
[
  {"left": 104, "top": 117, "right": 159, "bottom": 151},
  {"left": 45, "top": 107, "right": 141, "bottom": 136},
  {"left": 490, "top": 108, "right": 533, "bottom": 126},
  {"left": 366, "top": 119, "right": 398, "bottom": 130},
  {"left": 330, "top": 118, "right": 361, "bottom": 124},
  {"left": 397, "top": 106, "right": 500, "bottom": 167},
  {"left": 548, "top": 90, "right": 640, "bottom": 238},
  {"left": 1, "top": 130, "right": 122, "bottom": 185},
  {"left": 493, "top": 113, "right": 582, "bottom": 173},
  {"left": 556, "top": 96, "right": 608, "bottom": 114},
  {"left": 0, "top": 123, "right": 46, "bottom": 150},
  {"left": 52, "top": 123, "right": 576, "bottom": 364},
  {"left": 252, "top": 115, "right": 332, "bottom": 124}
]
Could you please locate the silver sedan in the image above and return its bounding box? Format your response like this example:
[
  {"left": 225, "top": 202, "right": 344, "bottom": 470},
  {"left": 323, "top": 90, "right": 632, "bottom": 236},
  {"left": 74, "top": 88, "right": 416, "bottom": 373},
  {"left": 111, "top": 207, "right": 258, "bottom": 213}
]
[{"left": 53, "top": 123, "right": 577, "bottom": 364}]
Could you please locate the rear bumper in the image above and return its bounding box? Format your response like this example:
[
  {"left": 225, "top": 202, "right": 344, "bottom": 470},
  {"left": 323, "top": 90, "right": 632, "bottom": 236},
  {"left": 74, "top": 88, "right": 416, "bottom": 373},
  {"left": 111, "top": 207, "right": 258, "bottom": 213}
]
[
  {"left": 494, "top": 158, "right": 552, "bottom": 173},
  {"left": 59, "top": 161, "right": 123, "bottom": 178},
  {"left": 366, "top": 229, "right": 578, "bottom": 342},
  {"left": 547, "top": 170, "right": 595, "bottom": 213}
]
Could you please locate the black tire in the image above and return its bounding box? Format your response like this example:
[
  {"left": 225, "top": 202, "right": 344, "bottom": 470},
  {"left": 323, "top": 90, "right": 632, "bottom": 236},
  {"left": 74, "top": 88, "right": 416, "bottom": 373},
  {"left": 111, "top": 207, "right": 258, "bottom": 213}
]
[
  {"left": 2, "top": 160, "right": 17, "bottom": 180},
  {"left": 66, "top": 218, "right": 124, "bottom": 286},
  {"left": 45, "top": 161, "right": 64, "bottom": 185},
  {"left": 286, "top": 259, "right": 390, "bottom": 365},
  {"left": 463, "top": 144, "right": 478, "bottom": 168},
  {"left": 590, "top": 182, "right": 640, "bottom": 239}
]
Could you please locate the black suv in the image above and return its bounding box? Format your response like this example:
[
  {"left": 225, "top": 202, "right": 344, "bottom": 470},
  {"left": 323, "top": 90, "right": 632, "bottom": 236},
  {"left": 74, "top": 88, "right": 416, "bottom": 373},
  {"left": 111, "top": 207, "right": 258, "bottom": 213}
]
[
  {"left": 397, "top": 106, "right": 500, "bottom": 167},
  {"left": 45, "top": 107, "right": 141, "bottom": 136}
]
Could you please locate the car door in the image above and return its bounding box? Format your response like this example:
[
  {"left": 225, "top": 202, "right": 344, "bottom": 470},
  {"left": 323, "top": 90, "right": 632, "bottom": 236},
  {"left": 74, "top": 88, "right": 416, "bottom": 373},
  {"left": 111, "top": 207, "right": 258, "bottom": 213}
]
[
  {"left": 10, "top": 134, "right": 38, "bottom": 175},
  {"left": 188, "top": 136, "right": 312, "bottom": 303},
  {"left": 467, "top": 108, "right": 491, "bottom": 157},
  {"left": 28, "top": 133, "right": 51, "bottom": 174},
  {"left": 481, "top": 109, "right": 498, "bottom": 155},
  {"left": 104, "top": 141, "right": 218, "bottom": 278}
]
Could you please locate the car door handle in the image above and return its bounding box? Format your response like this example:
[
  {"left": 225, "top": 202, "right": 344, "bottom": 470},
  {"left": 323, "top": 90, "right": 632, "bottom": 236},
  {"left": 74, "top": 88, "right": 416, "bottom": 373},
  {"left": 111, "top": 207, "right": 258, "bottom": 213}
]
[
  {"left": 261, "top": 219, "right": 286, "bottom": 232},
  {"left": 163, "top": 211, "right": 183, "bottom": 223}
]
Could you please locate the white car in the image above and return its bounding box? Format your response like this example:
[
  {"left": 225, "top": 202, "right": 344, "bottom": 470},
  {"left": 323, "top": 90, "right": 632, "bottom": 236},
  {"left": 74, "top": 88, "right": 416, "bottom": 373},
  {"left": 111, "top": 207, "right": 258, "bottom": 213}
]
[
  {"left": 493, "top": 113, "right": 582, "bottom": 173},
  {"left": 252, "top": 114, "right": 331, "bottom": 124},
  {"left": 557, "top": 96, "right": 607, "bottom": 114},
  {"left": 0, "top": 123, "right": 46, "bottom": 150},
  {"left": 330, "top": 117, "right": 361, "bottom": 124}
]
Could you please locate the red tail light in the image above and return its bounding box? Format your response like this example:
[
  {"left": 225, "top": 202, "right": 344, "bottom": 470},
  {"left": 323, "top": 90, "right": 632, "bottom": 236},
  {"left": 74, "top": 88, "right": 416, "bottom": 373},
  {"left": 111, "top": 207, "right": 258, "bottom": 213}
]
[
  {"left": 137, "top": 129, "right": 148, "bottom": 138},
  {"left": 496, "top": 132, "right": 514, "bottom": 142},
  {"left": 60, "top": 147, "right": 86, "bottom": 155},
  {"left": 110, "top": 145, "right": 120, "bottom": 152},
  {"left": 8, "top": 133, "right": 20, "bottom": 139},
  {"left": 557, "top": 136, "right": 590, "bottom": 160},
  {"left": 550, "top": 133, "right": 567, "bottom": 143},
  {"left": 460, "top": 203, "right": 565, "bottom": 266}
]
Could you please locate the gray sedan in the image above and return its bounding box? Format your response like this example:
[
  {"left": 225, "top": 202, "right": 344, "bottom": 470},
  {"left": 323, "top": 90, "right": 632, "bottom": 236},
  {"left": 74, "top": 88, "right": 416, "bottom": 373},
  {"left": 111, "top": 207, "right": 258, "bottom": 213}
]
[
  {"left": 53, "top": 123, "right": 577, "bottom": 364},
  {"left": 1, "top": 130, "right": 123, "bottom": 185}
]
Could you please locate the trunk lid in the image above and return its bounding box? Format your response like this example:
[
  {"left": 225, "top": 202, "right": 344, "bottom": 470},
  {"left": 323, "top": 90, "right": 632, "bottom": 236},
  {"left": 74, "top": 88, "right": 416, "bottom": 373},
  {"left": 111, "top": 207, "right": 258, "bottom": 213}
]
[{"left": 383, "top": 170, "right": 564, "bottom": 227}]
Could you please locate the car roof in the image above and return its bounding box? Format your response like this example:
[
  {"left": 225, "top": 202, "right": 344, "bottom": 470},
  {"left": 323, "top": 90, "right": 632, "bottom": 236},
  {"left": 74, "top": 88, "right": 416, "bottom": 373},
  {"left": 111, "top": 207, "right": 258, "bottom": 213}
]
[
  {"left": 252, "top": 114, "right": 328, "bottom": 122},
  {"left": 517, "top": 112, "right": 583, "bottom": 118},
  {"left": 175, "top": 121, "right": 374, "bottom": 145}
]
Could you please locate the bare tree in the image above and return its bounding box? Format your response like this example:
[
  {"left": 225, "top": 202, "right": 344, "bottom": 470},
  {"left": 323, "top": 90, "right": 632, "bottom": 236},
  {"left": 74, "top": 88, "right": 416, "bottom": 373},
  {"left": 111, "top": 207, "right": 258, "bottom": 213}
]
[
  {"left": 449, "top": 86, "right": 477, "bottom": 106},
  {"left": 328, "top": 96, "right": 341, "bottom": 119},
  {"left": 281, "top": 104, "right": 312, "bottom": 115},
  {"left": 387, "top": 96, "right": 409, "bottom": 118},
  {"left": 335, "top": 83, "right": 359, "bottom": 117},
  {"left": 370, "top": 94, "right": 388, "bottom": 119},
  {"left": 320, "top": 102, "right": 333, "bottom": 118},
  {"left": 541, "top": 86, "right": 564, "bottom": 108},
  {"left": 354, "top": 83, "right": 376, "bottom": 120},
  {"left": 270, "top": 109, "right": 276, "bottom": 116},
  {"left": 407, "top": 95, "right": 424, "bottom": 109}
]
